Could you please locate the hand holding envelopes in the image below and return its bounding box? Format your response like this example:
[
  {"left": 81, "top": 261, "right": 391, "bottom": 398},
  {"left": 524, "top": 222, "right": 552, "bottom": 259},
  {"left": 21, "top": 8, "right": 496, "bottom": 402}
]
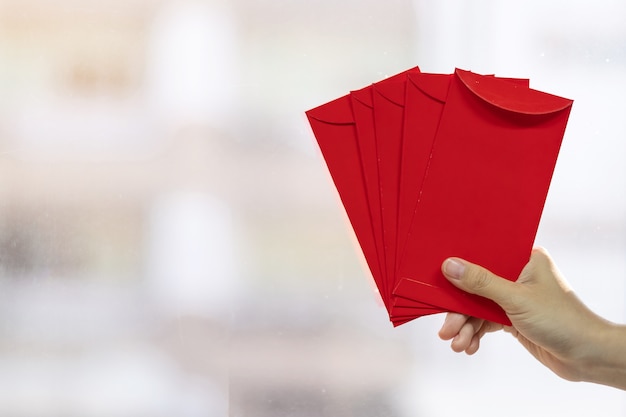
[{"left": 306, "top": 67, "right": 573, "bottom": 327}]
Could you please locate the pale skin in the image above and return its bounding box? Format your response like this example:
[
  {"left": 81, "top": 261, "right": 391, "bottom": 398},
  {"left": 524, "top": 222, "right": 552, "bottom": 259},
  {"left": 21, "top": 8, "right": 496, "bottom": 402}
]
[{"left": 439, "top": 247, "right": 626, "bottom": 390}]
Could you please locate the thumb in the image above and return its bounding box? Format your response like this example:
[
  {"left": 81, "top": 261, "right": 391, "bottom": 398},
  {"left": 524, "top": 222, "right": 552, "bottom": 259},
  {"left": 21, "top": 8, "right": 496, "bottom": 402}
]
[{"left": 442, "top": 258, "right": 517, "bottom": 311}]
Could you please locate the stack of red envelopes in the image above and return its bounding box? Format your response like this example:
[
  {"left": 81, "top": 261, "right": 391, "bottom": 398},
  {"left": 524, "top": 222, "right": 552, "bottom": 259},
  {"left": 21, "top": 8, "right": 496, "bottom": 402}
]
[{"left": 306, "top": 67, "right": 573, "bottom": 327}]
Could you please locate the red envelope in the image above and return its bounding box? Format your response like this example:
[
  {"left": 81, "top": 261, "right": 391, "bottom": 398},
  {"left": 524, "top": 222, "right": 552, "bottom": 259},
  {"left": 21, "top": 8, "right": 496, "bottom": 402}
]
[
  {"left": 306, "top": 66, "right": 571, "bottom": 328},
  {"left": 394, "top": 69, "right": 573, "bottom": 325},
  {"left": 350, "top": 87, "right": 388, "bottom": 299},
  {"left": 392, "top": 73, "right": 531, "bottom": 318},
  {"left": 306, "top": 95, "right": 389, "bottom": 311},
  {"left": 371, "top": 80, "right": 407, "bottom": 283},
  {"left": 350, "top": 68, "right": 439, "bottom": 322},
  {"left": 396, "top": 72, "right": 451, "bottom": 272},
  {"left": 305, "top": 68, "right": 420, "bottom": 318},
  {"left": 388, "top": 73, "right": 452, "bottom": 318},
  {"left": 371, "top": 78, "right": 447, "bottom": 323},
  {"left": 351, "top": 69, "right": 421, "bottom": 300}
]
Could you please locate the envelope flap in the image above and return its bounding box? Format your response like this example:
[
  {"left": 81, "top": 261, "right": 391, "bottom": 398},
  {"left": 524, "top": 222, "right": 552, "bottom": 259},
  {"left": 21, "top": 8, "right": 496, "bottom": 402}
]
[
  {"left": 350, "top": 87, "right": 373, "bottom": 107},
  {"left": 455, "top": 68, "right": 573, "bottom": 115},
  {"left": 498, "top": 77, "right": 530, "bottom": 88},
  {"left": 306, "top": 95, "right": 354, "bottom": 125},
  {"left": 372, "top": 80, "right": 406, "bottom": 106},
  {"left": 407, "top": 72, "right": 451, "bottom": 103},
  {"left": 383, "top": 65, "right": 421, "bottom": 83}
]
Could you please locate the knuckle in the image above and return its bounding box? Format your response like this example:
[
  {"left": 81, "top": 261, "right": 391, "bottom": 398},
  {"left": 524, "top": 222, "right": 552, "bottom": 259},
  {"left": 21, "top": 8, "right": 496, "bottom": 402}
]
[{"left": 468, "top": 267, "right": 492, "bottom": 291}]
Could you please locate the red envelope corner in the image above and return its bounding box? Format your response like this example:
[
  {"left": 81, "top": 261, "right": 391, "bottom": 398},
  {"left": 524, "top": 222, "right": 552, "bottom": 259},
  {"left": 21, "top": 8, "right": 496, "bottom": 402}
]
[{"left": 394, "top": 69, "right": 573, "bottom": 325}]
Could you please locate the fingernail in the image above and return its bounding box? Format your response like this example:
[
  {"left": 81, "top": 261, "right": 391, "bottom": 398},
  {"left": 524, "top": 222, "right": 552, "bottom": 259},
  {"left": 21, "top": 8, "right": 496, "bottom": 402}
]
[{"left": 443, "top": 258, "right": 465, "bottom": 280}]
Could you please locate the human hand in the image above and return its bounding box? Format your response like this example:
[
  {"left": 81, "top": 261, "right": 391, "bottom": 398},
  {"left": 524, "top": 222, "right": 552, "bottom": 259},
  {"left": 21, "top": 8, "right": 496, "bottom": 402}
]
[{"left": 438, "top": 247, "right": 626, "bottom": 387}]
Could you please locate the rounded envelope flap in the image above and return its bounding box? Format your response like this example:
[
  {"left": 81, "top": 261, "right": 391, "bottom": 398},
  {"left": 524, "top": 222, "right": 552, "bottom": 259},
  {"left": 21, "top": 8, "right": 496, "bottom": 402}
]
[
  {"left": 455, "top": 68, "right": 573, "bottom": 115},
  {"left": 408, "top": 72, "right": 451, "bottom": 103},
  {"left": 306, "top": 95, "right": 354, "bottom": 125}
]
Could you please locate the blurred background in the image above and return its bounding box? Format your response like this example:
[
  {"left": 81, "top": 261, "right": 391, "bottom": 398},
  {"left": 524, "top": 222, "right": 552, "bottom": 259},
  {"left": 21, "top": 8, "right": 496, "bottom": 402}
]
[{"left": 0, "top": 0, "right": 625, "bottom": 415}]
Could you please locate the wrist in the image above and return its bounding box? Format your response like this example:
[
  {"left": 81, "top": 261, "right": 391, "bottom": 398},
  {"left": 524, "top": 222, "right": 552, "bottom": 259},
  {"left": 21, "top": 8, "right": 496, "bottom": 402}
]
[{"left": 578, "top": 320, "right": 626, "bottom": 389}]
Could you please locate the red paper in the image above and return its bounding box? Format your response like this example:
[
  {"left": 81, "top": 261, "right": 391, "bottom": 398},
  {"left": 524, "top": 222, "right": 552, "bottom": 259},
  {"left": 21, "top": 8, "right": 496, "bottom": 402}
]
[
  {"left": 350, "top": 87, "right": 388, "bottom": 299},
  {"left": 306, "top": 95, "right": 389, "bottom": 311},
  {"left": 394, "top": 69, "right": 572, "bottom": 325},
  {"left": 390, "top": 73, "right": 532, "bottom": 320},
  {"left": 306, "top": 67, "right": 572, "bottom": 327}
]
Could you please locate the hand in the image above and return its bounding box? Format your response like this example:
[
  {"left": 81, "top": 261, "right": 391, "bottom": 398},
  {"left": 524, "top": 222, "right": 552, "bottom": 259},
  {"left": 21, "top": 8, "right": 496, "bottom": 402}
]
[{"left": 438, "top": 247, "right": 626, "bottom": 389}]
